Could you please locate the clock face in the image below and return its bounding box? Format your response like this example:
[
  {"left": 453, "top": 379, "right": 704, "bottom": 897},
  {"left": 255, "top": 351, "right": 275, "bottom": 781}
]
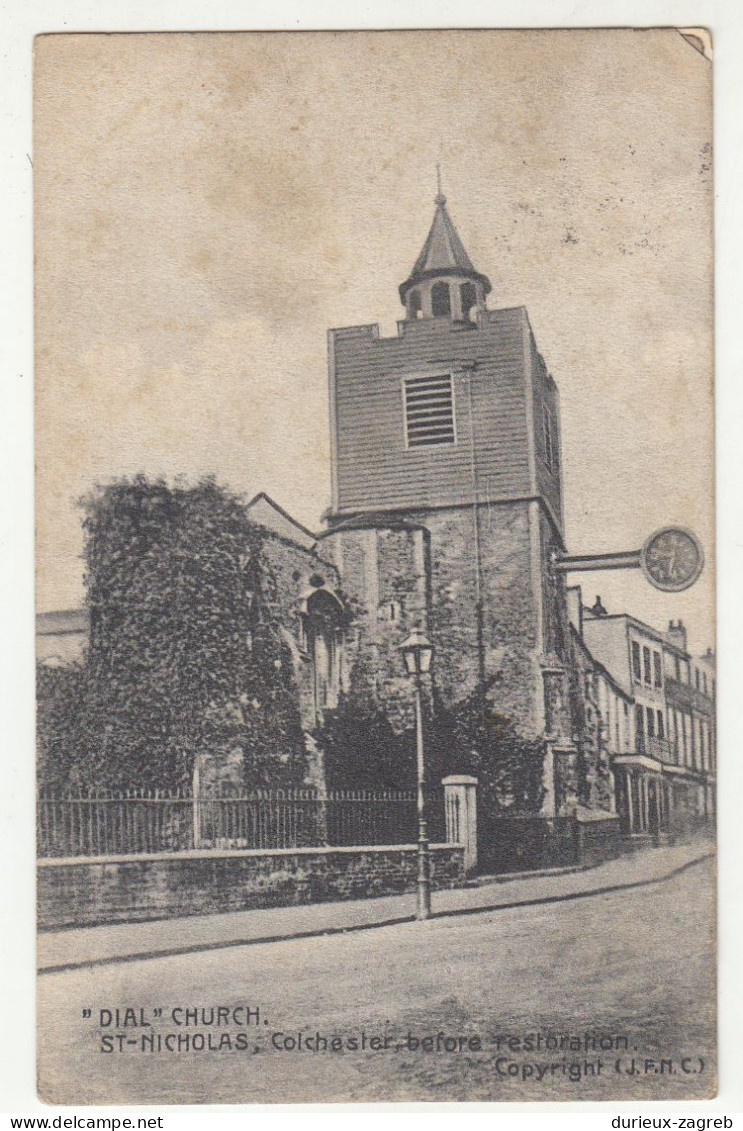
[{"left": 640, "top": 527, "right": 704, "bottom": 592}]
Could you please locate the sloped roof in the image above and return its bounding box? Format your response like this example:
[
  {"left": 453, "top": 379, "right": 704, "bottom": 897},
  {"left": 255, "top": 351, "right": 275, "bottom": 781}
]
[
  {"left": 399, "top": 194, "right": 491, "bottom": 302},
  {"left": 410, "top": 194, "right": 477, "bottom": 276},
  {"left": 245, "top": 492, "right": 317, "bottom": 550}
]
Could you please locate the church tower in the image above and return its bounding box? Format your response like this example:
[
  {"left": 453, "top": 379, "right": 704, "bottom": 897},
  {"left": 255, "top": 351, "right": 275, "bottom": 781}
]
[{"left": 320, "top": 192, "right": 575, "bottom": 819}]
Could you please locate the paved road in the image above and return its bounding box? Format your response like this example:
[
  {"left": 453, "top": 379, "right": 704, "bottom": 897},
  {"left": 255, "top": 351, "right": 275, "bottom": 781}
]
[
  {"left": 38, "top": 841, "right": 710, "bottom": 971},
  {"left": 38, "top": 857, "right": 716, "bottom": 1104}
]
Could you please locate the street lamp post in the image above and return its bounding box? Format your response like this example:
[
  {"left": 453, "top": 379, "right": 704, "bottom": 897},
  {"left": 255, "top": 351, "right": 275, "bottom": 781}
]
[{"left": 400, "top": 629, "right": 434, "bottom": 921}]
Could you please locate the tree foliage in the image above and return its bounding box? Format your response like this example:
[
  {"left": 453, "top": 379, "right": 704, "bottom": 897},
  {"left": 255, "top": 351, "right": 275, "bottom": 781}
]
[
  {"left": 37, "top": 476, "right": 306, "bottom": 791},
  {"left": 36, "top": 662, "right": 93, "bottom": 791},
  {"left": 320, "top": 699, "right": 416, "bottom": 792},
  {"left": 321, "top": 660, "right": 545, "bottom": 817},
  {"left": 430, "top": 683, "right": 546, "bottom": 817}
]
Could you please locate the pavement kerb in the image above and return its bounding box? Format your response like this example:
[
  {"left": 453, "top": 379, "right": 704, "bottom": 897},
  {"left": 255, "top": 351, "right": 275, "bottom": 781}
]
[
  {"left": 419, "top": 849, "right": 715, "bottom": 924},
  {"left": 471, "top": 861, "right": 596, "bottom": 886},
  {"left": 37, "top": 846, "right": 714, "bottom": 976}
]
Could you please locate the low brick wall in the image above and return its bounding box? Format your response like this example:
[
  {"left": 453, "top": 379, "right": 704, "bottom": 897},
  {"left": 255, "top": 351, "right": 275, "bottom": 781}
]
[
  {"left": 574, "top": 809, "right": 621, "bottom": 867},
  {"left": 480, "top": 817, "right": 576, "bottom": 874},
  {"left": 38, "top": 844, "right": 465, "bottom": 930},
  {"left": 480, "top": 811, "right": 621, "bottom": 874}
]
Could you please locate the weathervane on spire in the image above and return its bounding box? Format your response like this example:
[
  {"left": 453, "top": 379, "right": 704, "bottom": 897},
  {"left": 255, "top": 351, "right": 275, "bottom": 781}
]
[{"left": 435, "top": 163, "right": 445, "bottom": 205}]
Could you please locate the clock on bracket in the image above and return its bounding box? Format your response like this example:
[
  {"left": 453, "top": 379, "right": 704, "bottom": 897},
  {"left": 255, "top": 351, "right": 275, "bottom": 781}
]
[{"left": 639, "top": 526, "right": 704, "bottom": 593}]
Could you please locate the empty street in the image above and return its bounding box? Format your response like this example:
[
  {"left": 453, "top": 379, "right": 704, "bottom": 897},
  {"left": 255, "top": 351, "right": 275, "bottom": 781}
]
[{"left": 38, "top": 855, "right": 715, "bottom": 1104}]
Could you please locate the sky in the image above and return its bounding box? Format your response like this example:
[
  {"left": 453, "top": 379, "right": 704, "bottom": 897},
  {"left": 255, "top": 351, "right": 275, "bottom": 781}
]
[{"left": 34, "top": 29, "right": 714, "bottom": 651}]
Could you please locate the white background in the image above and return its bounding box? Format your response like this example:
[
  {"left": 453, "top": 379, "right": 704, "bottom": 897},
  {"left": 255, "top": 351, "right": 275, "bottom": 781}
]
[{"left": 2, "top": 0, "right": 742, "bottom": 1125}]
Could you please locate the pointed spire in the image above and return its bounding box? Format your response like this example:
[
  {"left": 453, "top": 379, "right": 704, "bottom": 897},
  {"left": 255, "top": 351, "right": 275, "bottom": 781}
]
[
  {"left": 410, "top": 192, "right": 477, "bottom": 278},
  {"left": 399, "top": 188, "right": 491, "bottom": 315}
]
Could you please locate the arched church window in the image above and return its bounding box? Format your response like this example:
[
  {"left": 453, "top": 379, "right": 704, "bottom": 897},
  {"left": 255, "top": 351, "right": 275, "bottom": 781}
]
[
  {"left": 304, "top": 589, "right": 343, "bottom": 714},
  {"left": 431, "top": 282, "right": 451, "bottom": 317},
  {"left": 409, "top": 289, "right": 422, "bottom": 319},
  {"left": 460, "top": 282, "right": 477, "bottom": 321}
]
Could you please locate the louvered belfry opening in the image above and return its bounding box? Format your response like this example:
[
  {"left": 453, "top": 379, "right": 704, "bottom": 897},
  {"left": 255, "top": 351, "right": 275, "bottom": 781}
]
[{"left": 404, "top": 374, "right": 455, "bottom": 447}]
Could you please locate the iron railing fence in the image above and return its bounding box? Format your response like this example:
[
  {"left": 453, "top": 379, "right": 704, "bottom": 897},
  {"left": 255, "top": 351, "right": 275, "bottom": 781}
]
[
  {"left": 37, "top": 787, "right": 447, "bottom": 859},
  {"left": 636, "top": 735, "right": 677, "bottom": 762}
]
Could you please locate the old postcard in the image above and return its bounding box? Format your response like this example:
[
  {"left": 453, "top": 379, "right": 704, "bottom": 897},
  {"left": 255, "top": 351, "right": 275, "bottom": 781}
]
[{"left": 34, "top": 28, "right": 715, "bottom": 1104}]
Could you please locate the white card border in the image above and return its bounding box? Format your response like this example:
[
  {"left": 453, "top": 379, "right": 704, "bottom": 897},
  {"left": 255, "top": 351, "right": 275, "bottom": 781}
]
[{"left": 2, "top": 0, "right": 741, "bottom": 1118}]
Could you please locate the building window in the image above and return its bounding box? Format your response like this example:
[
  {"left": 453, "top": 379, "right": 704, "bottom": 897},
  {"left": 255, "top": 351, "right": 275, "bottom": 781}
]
[
  {"left": 674, "top": 655, "right": 681, "bottom": 681},
  {"left": 304, "top": 589, "right": 343, "bottom": 714},
  {"left": 642, "top": 645, "right": 652, "bottom": 685},
  {"left": 635, "top": 704, "right": 645, "bottom": 752},
  {"left": 409, "top": 289, "right": 422, "bottom": 319},
  {"left": 703, "top": 672, "right": 708, "bottom": 696},
  {"left": 657, "top": 710, "right": 665, "bottom": 739},
  {"left": 695, "top": 668, "right": 700, "bottom": 691},
  {"left": 431, "top": 281, "right": 451, "bottom": 317},
  {"left": 653, "top": 651, "right": 662, "bottom": 688},
  {"left": 632, "top": 641, "right": 642, "bottom": 682},
  {"left": 646, "top": 706, "right": 655, "bottom": 738},
  {"left": 404, "top": 374, "right": 455, "bottom": 448}
]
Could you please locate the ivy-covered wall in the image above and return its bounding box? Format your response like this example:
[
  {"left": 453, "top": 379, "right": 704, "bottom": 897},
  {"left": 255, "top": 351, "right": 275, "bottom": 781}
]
[
  {"left": 36, "top": 478, "right": 345, "bottom": 796},
  {"left": 37, "top": 478, "right": 620, "bottom": 830}
]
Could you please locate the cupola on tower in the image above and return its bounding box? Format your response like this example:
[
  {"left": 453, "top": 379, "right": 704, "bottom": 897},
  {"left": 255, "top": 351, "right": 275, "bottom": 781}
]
[{"left": 399, "top": 191, "right": 492, "bottom": 323}]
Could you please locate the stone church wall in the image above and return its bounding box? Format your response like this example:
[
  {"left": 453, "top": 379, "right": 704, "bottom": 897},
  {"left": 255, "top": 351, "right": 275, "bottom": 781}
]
[
  {"left": 320, "top": 498, "right": 571, "bottom": 746},
  {"left": 318, "top": 523, "right": 427, "bottom": 734}
]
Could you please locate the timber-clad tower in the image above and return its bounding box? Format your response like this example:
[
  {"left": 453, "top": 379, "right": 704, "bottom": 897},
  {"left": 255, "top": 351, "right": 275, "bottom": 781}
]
[{"left": 321, "top": 192, "right": 576, "bottom": 818}]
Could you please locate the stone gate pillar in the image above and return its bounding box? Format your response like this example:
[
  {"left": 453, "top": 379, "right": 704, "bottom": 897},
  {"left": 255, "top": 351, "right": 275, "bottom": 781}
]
[
  {"left": 192, "top": 753, "right": 203, "bottom": 849},
  {"left": 442, "top": 775, "right": 478, "bottom": 874}
]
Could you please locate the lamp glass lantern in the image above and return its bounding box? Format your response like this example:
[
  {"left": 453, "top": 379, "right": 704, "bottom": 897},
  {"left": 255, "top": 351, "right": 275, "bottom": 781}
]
[{"left": 400, "top": 630, "right": 434, "bottom": 677}]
